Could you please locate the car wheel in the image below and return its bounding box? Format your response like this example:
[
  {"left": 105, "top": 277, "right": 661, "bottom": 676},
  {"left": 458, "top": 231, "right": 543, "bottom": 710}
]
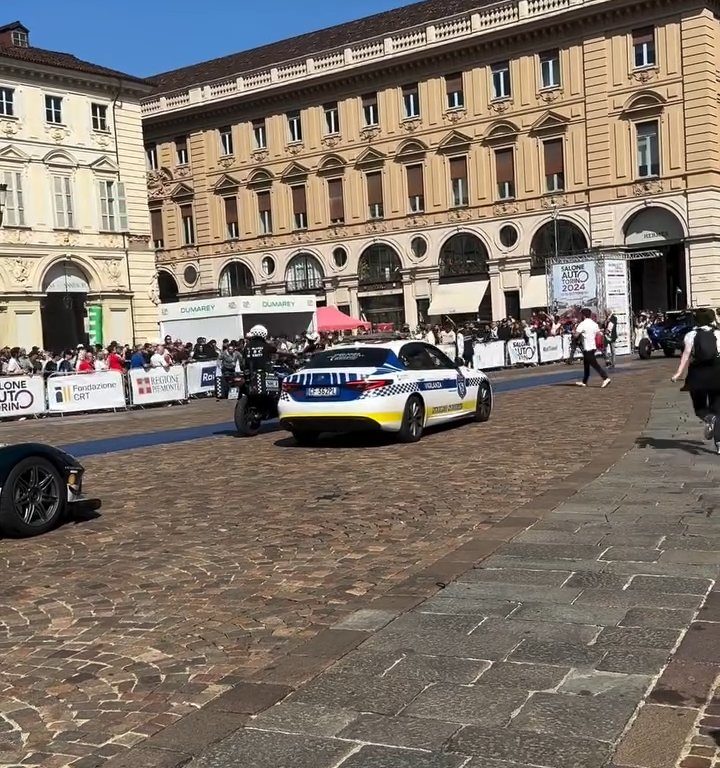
[
  {"left": 292, "top": 430, "right": 320, "bottom": 446},
  {"left": 234, "top": 395, "right": 261, "bottom": 436},
  {"left": 663, "top": 347, "right": 676, "bottom": 357},
  {"left": 398, "top": 395, "right": 425, "bottom": 443},
  {"left": 638, "top": 338, "right": 653, "bottom": 359},
  {"left": 0, "top": 457, "right": 65, "bottom": 537},
  {"left": 474, "top": 382, "right": 493, "bottom": 422}
]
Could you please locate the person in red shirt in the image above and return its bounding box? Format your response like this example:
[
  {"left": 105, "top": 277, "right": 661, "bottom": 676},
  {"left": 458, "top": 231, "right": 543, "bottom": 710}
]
[
  {"left": 77, "top": 353, "right": 95, "bottom": 373},
  {"left": 107, "top": 344, "right": 125, "bottom": 372}
]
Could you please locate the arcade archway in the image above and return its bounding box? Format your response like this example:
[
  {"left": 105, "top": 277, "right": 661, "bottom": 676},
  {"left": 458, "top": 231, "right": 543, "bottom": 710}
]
[{"left": 41, "top": 261, "right": 91, "bottom": 352}]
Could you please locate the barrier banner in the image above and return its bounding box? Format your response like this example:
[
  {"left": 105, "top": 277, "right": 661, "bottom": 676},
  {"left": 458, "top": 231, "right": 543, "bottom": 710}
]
[
  {"left": 0, "top": 376, "right": 46, "bottom": 416},
  {"left": 538, "top": 336, "right": 564, "bottom": 363},
  {"left": 129, "top": 366, "right": 187, "bottom": 405},
  {"left": 48, "top": 372, "right": 125, "bottom": 413},
  {"left": 507, "top": 338, "right": 539, "bottom": 365},
  {"left": 186, "top": 361, "right": 218, "bottom": 396},
  {"left": 473, "top": 341, "right": 506, "bottom": 370}
]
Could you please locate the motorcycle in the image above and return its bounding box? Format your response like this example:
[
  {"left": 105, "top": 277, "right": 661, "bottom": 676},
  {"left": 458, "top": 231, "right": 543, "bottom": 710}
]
[{"left": 233, "top": 359, "right": 295, "bottom": 436}]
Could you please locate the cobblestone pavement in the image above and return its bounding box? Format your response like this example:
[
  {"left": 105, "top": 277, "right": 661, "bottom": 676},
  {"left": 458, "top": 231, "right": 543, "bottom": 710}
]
[
  {"left": 0, "top": 363, "right": 671, "bottom": 767},
  {"left": 180, "top": 381, "right": 720, "bottom": 768}
]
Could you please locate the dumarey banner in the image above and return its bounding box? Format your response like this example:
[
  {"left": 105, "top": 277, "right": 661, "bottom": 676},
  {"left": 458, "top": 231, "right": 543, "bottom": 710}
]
[
  {"left": 0, "top": 376, "right": 46, "bottom": 416},
  {"left": 48, "top": 372, "right": 125, "bottom": 413},
  {"left": 603, "top": 260, "right": 632, "bottom": 356},
  {"left": 129, "top": 366, "right": 187, "bottom": 405},
  {"left": 551, "top": 261, "right": 599, "bottom": 313}
]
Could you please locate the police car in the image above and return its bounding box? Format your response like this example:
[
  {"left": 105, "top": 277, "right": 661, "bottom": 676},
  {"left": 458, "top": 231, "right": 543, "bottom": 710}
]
[{"left": 278, "top": 339, "right": 492, "bottom": 444}]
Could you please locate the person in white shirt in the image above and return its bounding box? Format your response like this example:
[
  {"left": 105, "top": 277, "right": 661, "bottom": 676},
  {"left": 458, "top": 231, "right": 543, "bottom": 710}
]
[
  {"left": 439, "top": 325, "right": 456, "bottom": 345},
  {"left": 5, "top": 348, "right": 21, "bottom": 375},
  {"left": 150, "top": 345, "right": 170, "bottom": 369},
  {"left": 94, "top": 350, "right": 108, "bottom": 371},
  {"left": 574, "top": 308, "right": 611, "bottom": 388}
]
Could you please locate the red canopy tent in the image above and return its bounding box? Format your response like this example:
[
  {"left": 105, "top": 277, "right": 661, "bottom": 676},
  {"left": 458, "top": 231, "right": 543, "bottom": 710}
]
[{"left": 316, "top": 305, "right": 371, "bottom": 332}]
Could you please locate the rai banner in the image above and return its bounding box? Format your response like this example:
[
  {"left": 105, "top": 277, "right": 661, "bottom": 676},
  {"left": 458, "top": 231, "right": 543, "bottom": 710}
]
[
  {"left": 551, "top": 261, "right": 599, "bottom": 314},
  {"left": 129, "top": 366, "right": 187, "bottom": 405}
]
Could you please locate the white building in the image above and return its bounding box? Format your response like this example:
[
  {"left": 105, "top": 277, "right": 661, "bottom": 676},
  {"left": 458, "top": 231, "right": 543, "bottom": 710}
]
[{"left": 0, "top": 21, "right": 158, "bottom": 350}]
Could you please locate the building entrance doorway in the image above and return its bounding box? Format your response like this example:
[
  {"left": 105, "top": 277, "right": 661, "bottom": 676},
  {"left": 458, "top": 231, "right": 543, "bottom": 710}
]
[
  {"left": 41, "top": 262, "right": 91, "bottom": 352},
  {"left": 624, "top": 208, "right": 686, "bottom": 311}
]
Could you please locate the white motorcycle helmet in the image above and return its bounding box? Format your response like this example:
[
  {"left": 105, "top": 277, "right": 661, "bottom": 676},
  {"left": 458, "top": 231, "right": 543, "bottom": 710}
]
[
  {"left": 248, "top": 324, "right": 269, "bottom": 339},
  {"left": 306, "top": 331, "right": 320, "bottom": 343}
]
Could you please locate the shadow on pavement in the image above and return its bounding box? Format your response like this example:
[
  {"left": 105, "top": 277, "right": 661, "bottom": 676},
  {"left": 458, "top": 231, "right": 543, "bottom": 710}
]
[{"left": 636, "top": 436, "right": 714, "bottom": 455}]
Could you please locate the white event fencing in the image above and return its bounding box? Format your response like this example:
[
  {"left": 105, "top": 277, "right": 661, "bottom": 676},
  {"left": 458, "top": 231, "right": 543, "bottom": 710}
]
[{"left": 0, "top": 336, "right": 618, "bottom": 421}]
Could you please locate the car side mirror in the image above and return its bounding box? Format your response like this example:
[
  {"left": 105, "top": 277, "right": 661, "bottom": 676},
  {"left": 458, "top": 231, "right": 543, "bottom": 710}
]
[{"left": 455, "top": 357, "right": 464, "bottom": 367}]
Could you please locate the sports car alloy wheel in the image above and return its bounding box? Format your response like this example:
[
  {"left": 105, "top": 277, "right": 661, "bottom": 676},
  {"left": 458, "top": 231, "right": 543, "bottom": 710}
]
[
  {"left": 0, "top": 457, "right": 66, "bottom": 537},
  {"left": 399, "top": 396, "right": 425, "bottom": 443},
  {"left": 475, "top": 384, "right": 492, "bottom": 422}
]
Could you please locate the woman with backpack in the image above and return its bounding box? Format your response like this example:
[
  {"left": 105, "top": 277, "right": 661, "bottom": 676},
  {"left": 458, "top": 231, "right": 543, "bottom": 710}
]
[{"left": 671, "top": 308, "right": 720, "bottom": 450}]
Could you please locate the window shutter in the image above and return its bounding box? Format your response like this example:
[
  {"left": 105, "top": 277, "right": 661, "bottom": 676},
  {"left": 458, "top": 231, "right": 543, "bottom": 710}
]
[
  {"left": 543, "top": 140, "right": 564, "bottom": 175},
  {"left": 406, "top": 164, "right": 424, "bottom": 197},
  {"left": 633, "top": 27, "right": 654, "bottom": 44},
  {"left": 13, "top": 172, "right": 23, "bottom": 226},
  {"left": 224, "top": 195, "right": 239, "bottom": 225},
  {"left": 150, "top": 208, "right": 163, "bottom": 241},
  {"left": 328, "top": 178, "right": 344, "bottom": 220},
  {"left": 291, "top": 185, "right": 307, "bottom": 214},
  {"left": 446, "top": 73, "right": 462, "bottom": 94},
  {"left": 449, "top": 156, "right": 467, "bottom": 181},
  {"left": 366, "top": 172, "right": 383, "bottom": 206},
  {"left": 98, "top": 180, "right": 109, "bottom": 229},
  {"left": 495, "top": 149, "right": 514, "bottom": 183},
  {"left": 257, "top": 190, "right": 271, "bottom": 212},
  {"left": 116, "top": 182, "right": 128, "bottom": 231}
]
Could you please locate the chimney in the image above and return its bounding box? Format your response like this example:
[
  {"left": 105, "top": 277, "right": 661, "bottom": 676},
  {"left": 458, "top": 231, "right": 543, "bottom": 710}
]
[{"left": 0, "top": 22, "right": 29, "bottom": 48}]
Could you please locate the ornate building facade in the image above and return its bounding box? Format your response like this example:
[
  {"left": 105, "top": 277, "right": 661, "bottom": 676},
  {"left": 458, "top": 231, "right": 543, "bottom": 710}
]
[
  {"left": 0, "top": 22, "right": 157, "bottom": 349},
  {"left": 141, "top": 0, "right": 720, "bottom": 327}
]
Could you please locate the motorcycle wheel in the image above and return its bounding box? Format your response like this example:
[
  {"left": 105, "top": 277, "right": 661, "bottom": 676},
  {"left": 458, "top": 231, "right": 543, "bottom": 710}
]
[
  {"left": 234, "top": 395, "right": 261, "bottom": 436},
  {"left": 638, "top": 338, "right": 652, "bottom": 360}
]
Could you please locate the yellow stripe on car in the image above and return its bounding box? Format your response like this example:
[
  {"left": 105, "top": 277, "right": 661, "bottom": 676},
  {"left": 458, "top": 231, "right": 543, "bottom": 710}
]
[{"left": 280, "top": 411, "right": 403, "bottom": 426}]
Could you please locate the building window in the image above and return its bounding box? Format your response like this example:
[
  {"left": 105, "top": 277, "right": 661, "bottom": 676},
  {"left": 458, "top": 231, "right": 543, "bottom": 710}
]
[
  {"left": 449, "top": 156, "right": 469, "bottom": 207},
  {"left": 633, "top": 27, "right": 656, "bottom": 69},
  {"left": 540, "top": 51, "right": 561, "bottom": 89},
  {"left": 98, "top": 180, "right": 128, "bottom": 231},
  {"left": 327, "top": 178, "right": 345, "bottom": 224},
  {"left": 257, "top": 190, "right": 272, "bottom": 233},
  {"left": 224, "top": 196, "right": 239, "bottom": 239},
  {"left": 362, "top": 93, "right": 379, "bottom": 126},
  {"left": 291, "top": 185, "right": 308, "bottom": 230},
  {"left": 324, "top": 102, "right": 340, "bottom": 135},
  {"left": 402, "top": 84, "right": 420, "bottom": 119},
  {"left": 175, "top": 136, "right": 189, "bottom": 165},
  {"left": 145, "top": 143, "right": 158, "bottom": 171},
  {"left": 491, "top": 62, "right": 511, "bottom": 100},
  {"left": 179, "top": 203, "right": 195, "bottom": 244},
  {"left": 0, "top": 87, "right": 14, "bottom": 117},
  {"left": 2, "top": 171, "right": 24, "bottom": 227},
  {"left": 91, "top": 103, "right": 108, "bottom": 132},
  {"left": 253, "top": 119, "right": 267, "bottom": 149},
  {"left": 45, "top": 95, "right": 62, "bottom": 124},
  {"left": 366, "top": 171, "right": 384, "bottom": 219},
  {"left": 219, "top": 126, "right": 234, "bottom": 156},
  {"left": 11, "top": 30, "right": 28, "bottom": 47},
  {"left": 543, "top": 139, "right": 565, "bottom": 192},
  {"left": 52, "top": 176, "right": 74, "bottom": 229},
  {"left": 287, "top": 111, "right": 303, "bottom": 143},
  {"left": 495, "top": 149, "right": 515, "bottom": 199},
  {"left": 446, "top": 73, "right": 464, "bottom": 110},
  {"left": 150, "top": 208, "right": 164, "bottom": 249},
  {"left": 406, "top": 164, "right": 424, "bottom": 212},
  {"left": 636, "top": 120, "right": 660, "bottom": 178}
]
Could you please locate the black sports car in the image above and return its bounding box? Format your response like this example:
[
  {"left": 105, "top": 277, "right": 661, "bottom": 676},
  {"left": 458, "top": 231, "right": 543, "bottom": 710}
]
[{"left": 0, "top": 443, "right": 85, "bottom": 537}]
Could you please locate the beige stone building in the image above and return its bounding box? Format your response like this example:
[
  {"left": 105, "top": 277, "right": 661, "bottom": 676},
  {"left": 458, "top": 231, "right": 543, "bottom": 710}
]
[
  {"left": 0, "top": 22, "right": 157, "bottom": 349},
  {"left": 141, "top": 0, "right": 719, "bottom": 328}
]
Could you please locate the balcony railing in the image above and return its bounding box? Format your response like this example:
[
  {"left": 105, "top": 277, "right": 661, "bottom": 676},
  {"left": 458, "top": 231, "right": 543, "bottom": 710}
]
[{"left": 142, "top": 0, "right": 582, "bottom": 116}]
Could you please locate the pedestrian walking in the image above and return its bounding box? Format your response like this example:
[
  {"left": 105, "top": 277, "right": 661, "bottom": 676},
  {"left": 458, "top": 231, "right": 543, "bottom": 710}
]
[
  {"left": 604, "top": 310, "right": 618, "bottom": 368},
  {"left": 574, "top": 308, "right": 611, "bottom": 388},
  {"left": 671, "top": 308, "right": 720, "bottom": 451}
]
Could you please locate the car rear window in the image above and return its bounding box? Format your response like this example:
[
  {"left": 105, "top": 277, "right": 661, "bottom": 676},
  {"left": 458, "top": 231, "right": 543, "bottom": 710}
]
[{"left": 308, "top": 347, "right": 390, "bottom": 368}]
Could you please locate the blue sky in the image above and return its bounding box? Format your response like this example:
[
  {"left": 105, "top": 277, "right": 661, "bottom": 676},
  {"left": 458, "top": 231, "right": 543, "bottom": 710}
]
[{"left": 6, "top": 0, "right": 411, "bottom": 77}]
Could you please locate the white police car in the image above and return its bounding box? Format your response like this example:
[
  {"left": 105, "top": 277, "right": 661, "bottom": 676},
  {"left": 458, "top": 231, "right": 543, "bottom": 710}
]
[{"left": 278, "top": 339, "right": 491, "bottom": 444}]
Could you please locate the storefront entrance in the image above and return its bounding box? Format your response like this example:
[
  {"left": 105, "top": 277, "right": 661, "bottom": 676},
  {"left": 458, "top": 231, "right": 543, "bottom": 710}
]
[
  {"left": 624, "top": 208, "right": 687, "bottom": 311},
  {"left": 41, "top": 262, "right": 90, "bottom": 352},
  {"left": 358, "top": 293, "right": 405, "bottom": 327}
]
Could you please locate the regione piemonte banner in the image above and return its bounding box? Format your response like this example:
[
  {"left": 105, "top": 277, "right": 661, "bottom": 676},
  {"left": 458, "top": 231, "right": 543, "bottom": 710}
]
[{"left": 550, "top": 261, "right": 599, "bottom": 314}]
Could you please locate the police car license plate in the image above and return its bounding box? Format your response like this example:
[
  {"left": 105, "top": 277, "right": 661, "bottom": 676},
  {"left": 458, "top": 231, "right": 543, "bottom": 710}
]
[{"left": 307, "top": 386, "right": 338, "bottom": 397}]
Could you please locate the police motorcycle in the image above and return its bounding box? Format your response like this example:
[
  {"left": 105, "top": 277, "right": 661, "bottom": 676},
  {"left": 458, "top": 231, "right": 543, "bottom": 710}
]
[{"left": 233, "top": 325, "right": 286, "bottom": 436}]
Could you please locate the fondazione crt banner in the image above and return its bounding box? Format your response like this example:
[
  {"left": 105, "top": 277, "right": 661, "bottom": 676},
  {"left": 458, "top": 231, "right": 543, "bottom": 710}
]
[{"left": 551, "top": 261, "right": 599, "bottom": 314}]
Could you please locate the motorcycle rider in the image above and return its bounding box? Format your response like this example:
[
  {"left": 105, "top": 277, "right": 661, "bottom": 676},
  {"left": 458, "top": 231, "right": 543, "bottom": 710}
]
[{"left": 243, "top": 325, "right": 276, "bottom": 375}]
